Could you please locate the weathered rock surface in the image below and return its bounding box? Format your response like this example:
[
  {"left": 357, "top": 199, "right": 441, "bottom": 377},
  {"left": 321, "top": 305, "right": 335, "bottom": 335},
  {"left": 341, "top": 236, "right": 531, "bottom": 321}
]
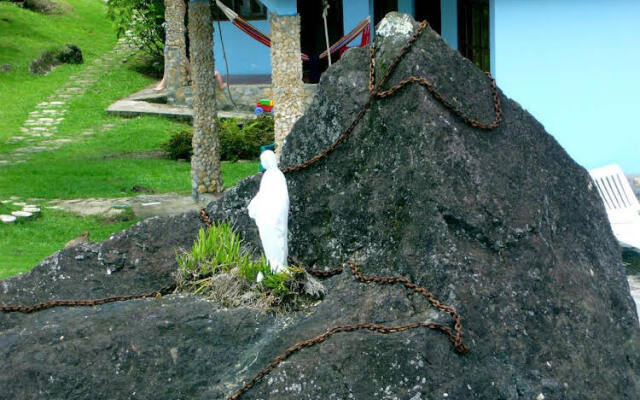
[
  {"left": 2, "top": 13, "right": 639, "bottom": 400},
  {"left": 29, "top": 44, "right": 83, "bottom": 75}
]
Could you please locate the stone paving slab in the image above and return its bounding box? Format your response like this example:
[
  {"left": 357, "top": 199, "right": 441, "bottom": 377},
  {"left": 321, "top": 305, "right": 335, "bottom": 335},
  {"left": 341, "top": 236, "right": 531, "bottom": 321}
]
[
  {"left": 48, "top": 193, "right": 221, "bottom": 219},
  {"left": 125, "top": 84, "right": 168, "bottom": 102},
  {"left": 106, "top": 99, "right": 256, "bottom": 120}
]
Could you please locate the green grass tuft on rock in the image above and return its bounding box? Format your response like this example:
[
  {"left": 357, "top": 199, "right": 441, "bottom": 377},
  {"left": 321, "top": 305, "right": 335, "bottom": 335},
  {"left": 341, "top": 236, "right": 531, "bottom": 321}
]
[{"left": 176, "top": 222, "right": 305, "bottom": 309}]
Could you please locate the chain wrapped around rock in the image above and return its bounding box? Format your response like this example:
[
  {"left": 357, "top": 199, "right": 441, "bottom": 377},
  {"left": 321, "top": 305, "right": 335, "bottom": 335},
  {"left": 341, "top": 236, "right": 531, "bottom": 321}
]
[
  {"left": 281, "top": 20, "right": 501, "bottom": 174},
  {"left": 0, "top": 21, "right": 489, "bottom": 400},
  {"left": 198, "top": 210, "right": 468, "bottom": 400}
]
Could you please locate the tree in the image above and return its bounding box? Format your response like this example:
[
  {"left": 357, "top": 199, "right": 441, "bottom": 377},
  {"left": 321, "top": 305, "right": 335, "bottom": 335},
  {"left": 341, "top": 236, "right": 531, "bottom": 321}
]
[
  {"left": 107, "top": 0, "right": 165, "bottom": 61},
  {"left": 188, "top": 0, "right": 222, "bottom": 197}
]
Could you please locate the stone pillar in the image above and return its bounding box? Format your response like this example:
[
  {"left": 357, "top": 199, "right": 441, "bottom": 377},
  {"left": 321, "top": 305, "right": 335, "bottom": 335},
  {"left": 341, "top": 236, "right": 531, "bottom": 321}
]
[
  {"left": 270, "top": 14, "right": 304, "bottom": 159},
  {"left": 188, "top": 0, "right": 222, "bottom": 197},
  {"left": 165, "top": 0, "right": 190, "bottom": 105}
]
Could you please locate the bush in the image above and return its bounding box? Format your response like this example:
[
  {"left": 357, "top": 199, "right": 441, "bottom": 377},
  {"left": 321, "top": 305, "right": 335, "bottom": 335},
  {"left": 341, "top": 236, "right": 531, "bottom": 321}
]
[
  {"left": 57, "top": 44, "right": 83, "bottom": 64},
  {"left": 161, "top": 116, "right": 275, "bottom": 161},
  {"left": 161, "top": 129, "right": 192, "bottom": 160},
  {"left": 29, "top": 50, "right": 57, "bottom": 75},
  {"left": 23, "top": 0, "right": 60, "bottom": 14},
  {"left": 219, "top": 116, "right": 274, "bottom": 162},
  {"left": 28, "top": 44, "right": 83, "bottom": 75}
]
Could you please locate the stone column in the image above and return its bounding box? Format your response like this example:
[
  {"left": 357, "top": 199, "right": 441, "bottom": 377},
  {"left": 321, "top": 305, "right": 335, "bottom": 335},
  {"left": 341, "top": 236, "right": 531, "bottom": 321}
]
[
  {"left": 165, "top": 0, "right": 190, "bottom": 105},
  {"left": 270, "top": 13, "right": 304, "bottom": 159},
  {"left": 188, "top": 0, "right": 222, "bottom": 198}
]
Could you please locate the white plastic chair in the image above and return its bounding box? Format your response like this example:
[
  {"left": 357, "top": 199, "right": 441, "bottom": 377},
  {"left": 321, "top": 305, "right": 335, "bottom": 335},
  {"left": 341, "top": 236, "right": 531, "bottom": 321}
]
[{"left": 589, "top": 164, "right": 640, "bottom": 250}]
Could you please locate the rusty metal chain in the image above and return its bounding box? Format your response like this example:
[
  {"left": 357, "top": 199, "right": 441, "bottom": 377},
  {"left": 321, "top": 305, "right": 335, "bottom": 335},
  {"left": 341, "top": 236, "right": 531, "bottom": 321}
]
[
  {"left": 199, "top": 211, "right": 468, "bottom": 400},
  {"left": 282, "top": 20, "right": 502, "bottom": 174},
  {"left": 225, "top": 258, "right": 469, "bottom": 400},
  {"left": 0, "top": 285, "right": 175, "bottom": 313},
  {"left": 0, "top": 21, "right": 480, "bottom": 399}
]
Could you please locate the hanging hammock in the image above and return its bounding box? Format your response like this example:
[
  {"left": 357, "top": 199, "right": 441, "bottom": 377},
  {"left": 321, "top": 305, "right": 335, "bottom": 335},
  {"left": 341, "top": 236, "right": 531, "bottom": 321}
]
[
  {"left": 319, "top": 18, "right": 371, "bottom": 59},
  {"left": 213, "top": 0, "right": 371, "bottom": 62}
]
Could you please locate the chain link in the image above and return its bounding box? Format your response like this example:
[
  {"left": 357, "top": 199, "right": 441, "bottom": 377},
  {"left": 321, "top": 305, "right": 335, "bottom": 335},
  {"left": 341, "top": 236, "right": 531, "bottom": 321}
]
[
  {"left": 282, "top": 20, "right": 501, "bottom": 174},
  {"left": 198, "top": 212, "right": 468, "bottom": 400},
  {"left": 0, "top": 285, "right": 175, "bottom": 313},
  {"left": 0, "top": 21, "right": 483, "bottom": 399}
]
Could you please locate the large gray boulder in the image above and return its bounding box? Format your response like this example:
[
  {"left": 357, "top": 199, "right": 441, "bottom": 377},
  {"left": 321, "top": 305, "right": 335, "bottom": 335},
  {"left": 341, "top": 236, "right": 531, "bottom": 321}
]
[{"left": 1, "top": 13, "right": 639, "bottom": 399}]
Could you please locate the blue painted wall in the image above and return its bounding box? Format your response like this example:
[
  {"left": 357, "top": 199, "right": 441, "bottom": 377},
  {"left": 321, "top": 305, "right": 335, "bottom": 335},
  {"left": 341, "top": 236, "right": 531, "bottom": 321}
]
[
  {"left": 343, "top": 0, "right": 371, "bottom": 33},
  {"left": 440, "top": 0, "right": 457, "bottom": 49},
  {"left": 213, "top": 19, "right": 272, "bottom": 75},
  {"left": 214, "top": 1, "right": 456, "bottom": 80},
  {"left": 214, "top": 0, "right": 377, "bottom": 76},
  {"left": 493, "top": 0, "right": 640, "bottom": 174}
]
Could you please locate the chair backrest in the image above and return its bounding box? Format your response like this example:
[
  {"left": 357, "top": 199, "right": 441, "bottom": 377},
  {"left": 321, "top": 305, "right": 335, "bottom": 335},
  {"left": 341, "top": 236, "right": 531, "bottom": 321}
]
[{"left": 589, "top": 164, "right": 640, "bottom": 214}]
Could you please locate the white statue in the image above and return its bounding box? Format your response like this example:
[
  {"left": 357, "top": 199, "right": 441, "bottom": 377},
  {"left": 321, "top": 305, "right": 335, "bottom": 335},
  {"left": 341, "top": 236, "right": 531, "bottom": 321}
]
[{"left": 248, "top": 150, "right": 289, "bottom": 277}]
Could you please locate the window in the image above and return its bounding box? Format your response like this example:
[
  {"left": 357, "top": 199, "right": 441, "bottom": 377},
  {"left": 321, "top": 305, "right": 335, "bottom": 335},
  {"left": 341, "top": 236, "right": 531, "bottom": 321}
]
[
  {"left": 457, "top": 0, "right": 490, "bottom": 72},
  {"left": 212, "top": 0, "right": 268, "bottom": 21}
]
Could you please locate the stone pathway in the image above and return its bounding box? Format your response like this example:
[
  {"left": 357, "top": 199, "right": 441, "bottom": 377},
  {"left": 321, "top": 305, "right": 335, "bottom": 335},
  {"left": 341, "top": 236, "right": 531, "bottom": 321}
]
[
  {"left": 0, "top": 34, "right": 139, "bottom": 167},
  {"left": 47, "top": 193, "right": 220, "bottom": 219},
  {"left": 106, "top": 94, "right": 257, "bottom": 120},
  {"left": 1, "top": 193, "right": 219, "bottom": 224}
]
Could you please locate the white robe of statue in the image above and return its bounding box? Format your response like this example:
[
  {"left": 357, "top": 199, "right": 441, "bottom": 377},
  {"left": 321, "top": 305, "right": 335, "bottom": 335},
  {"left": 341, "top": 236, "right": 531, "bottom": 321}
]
[{"left": 248, "top": 150, "right": 289, "bottom": 275}]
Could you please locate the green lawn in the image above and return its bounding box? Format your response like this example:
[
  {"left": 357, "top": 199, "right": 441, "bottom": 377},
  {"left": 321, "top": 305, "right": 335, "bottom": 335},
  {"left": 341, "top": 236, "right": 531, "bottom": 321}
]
[
  {"left": 0, "top": 209, "right": 136, "bottom": 279},
  {"left": 0, "top": 0, "right": 259, "bottom": 278}
]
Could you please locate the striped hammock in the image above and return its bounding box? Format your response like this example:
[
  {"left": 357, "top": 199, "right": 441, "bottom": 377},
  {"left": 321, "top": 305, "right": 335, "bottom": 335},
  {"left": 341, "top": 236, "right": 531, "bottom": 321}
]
[{"left": 214, "top": 0, "right": 371, "bottom": 61}]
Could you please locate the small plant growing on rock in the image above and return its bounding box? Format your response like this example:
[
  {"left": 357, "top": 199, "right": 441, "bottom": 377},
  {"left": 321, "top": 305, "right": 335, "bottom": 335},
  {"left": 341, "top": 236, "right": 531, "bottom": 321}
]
[{"left": 175, "top": 222, "right": 314, "bottom": 310}]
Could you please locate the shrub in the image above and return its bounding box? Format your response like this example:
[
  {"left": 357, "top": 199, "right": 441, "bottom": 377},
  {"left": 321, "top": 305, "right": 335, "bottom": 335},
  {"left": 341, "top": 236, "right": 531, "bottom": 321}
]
[
  {"left": 161, "top": 129, "right": 192, "bottom": 160},
  {"left": 219, "top": 116, "right": 274, "bottom": 161},
  {"left": 57, "top": 44, "right": 83, "bottom": 64},
  {"left": 29, "top": 50, "right": 57, "bottom": 75},
  {"left": 29, "top": 44, "right": 83, "bottom": 75},
  {"left": 23, "top": 0, "right": 60, "bottom": 14},
  {"left": 161, "top": 116, "right": 275, "bottom": 161}
]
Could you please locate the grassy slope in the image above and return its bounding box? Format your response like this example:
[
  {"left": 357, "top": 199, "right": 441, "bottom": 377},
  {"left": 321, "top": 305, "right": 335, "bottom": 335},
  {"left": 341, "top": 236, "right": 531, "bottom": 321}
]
[
  {"left": 0, "top": 1, "right": 258, "bottom": 276},
  {"left": 0, "top": 0, "right": 117, "bottom": 143}
]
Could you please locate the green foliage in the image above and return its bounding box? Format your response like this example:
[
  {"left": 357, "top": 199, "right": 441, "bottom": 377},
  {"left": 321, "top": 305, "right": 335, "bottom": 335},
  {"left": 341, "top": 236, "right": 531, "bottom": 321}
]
[
  {"left": 162, "top": 116, "right": 275, "bottom": 162},
  {"left": 107, "top": 0, "right": 164, "bottom": 62},
  {"left": 176, "top": 223, "right": 301, "bottom": 306},
  {"left": 177, "top": 223, "right": 257, "bottom": 277},
  {"left": 259, "top": 266, "right": 305, "bottom": 300},
  {"left": 161, "top": 129, "right": 192, "bottom": 160},
  {"left": 219, "top": 116, "right": 275, "bottom": 161}
]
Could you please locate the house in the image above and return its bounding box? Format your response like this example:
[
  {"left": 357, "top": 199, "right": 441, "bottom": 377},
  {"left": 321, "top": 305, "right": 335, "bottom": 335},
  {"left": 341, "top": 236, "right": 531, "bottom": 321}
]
[{"left": 209, "top": 0, "right": 639, "bottom": 174}]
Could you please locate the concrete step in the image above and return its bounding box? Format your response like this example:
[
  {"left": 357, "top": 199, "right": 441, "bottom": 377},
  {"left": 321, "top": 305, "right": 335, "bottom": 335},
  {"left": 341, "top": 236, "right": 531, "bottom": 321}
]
[{"left": 106, "top": 99, "right": 256, "bottom": 120}]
